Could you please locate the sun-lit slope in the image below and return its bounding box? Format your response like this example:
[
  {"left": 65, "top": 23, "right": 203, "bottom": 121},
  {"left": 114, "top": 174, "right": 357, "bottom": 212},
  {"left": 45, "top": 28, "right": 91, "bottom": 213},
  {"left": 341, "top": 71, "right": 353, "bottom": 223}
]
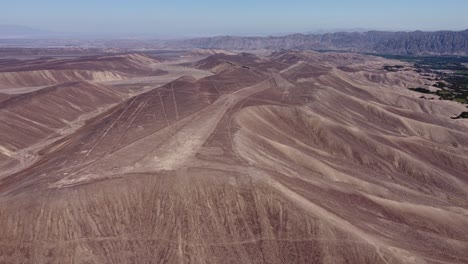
[
  {"left": 0, "top": 53, "right": 159, "bottom": 73},
  {"left": 0, "top": 66, "right": 267, "bottom": 191},
  {"left": 0, "top": 53, "right": 166, "bottom": 89},
  {"left": 194, "top": 52, "right": 264, "bottom": 73},
  {"left": 0, "top": 69, "right": 129, "bottom": 88},
  {"left": 0, "top": 170, "right": 417, "bottom": 264},
  {"left": 0, "top": 81, "right": 125, "bottom": 172},
  {"left": 186, "top": 48, "right": 238, "bottom": 57},
  {"left": 0, "top": 51, "right": 467, "bottom": 264},
  {"left": 231, "top": 52, "right": 468, "bottom": 263}
]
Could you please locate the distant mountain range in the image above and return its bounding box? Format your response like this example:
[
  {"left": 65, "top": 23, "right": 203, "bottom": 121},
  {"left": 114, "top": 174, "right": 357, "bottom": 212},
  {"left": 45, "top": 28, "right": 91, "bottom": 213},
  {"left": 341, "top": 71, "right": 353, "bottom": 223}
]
[
  {"left": 1, "top": 25, "right": 467, "bottom": 55},
  {"left": 170, "top": 30, "right": 468, "bottom": 55}
]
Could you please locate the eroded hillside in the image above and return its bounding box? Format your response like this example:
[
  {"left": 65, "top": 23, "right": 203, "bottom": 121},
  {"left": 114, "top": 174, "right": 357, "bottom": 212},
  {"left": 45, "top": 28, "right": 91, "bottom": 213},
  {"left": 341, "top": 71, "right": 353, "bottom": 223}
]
[
  {"left": 0, "top": 50, "right": 467, "bottom": 264},
  {"left": 0, "top": 53, "right": 166, "bottom": 89}
]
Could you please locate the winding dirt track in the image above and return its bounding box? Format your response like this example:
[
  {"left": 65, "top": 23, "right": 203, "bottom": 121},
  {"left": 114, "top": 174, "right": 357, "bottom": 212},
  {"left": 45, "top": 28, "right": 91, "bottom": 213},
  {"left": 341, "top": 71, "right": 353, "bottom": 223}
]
[{"left": 0, "top": 51, "right": 467, "bottom": 264}]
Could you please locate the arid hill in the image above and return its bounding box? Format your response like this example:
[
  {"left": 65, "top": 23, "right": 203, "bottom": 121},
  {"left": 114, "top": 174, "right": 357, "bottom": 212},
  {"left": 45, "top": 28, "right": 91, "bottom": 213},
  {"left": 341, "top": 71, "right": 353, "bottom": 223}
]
[
  {"left": 0, "top": 53, "right": 166, "bottom": 89},
  {"left": 0, "top": 50, "right": 467, "bottom": 264},
  {"left": 185, "top": 48, "right": 238, "bottom": 57},
  {"left": 0, "top": 81, "right": 126, "bottom": 174}
]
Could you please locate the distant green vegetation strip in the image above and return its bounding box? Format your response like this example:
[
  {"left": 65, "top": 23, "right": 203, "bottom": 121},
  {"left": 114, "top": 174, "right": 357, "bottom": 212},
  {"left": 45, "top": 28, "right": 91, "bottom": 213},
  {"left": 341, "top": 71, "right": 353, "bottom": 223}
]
[
  {"left": 451, "top": 112, "right": 468, "bottom": 119},
  {"left": 376, "top": 54, "right": 468, "bottom": 118},
  {"left": 408, "top": 87, "right": 467, "bottom": 103},
  {"left": 376, "top": 55, "right": 468, "bottom": 71}
]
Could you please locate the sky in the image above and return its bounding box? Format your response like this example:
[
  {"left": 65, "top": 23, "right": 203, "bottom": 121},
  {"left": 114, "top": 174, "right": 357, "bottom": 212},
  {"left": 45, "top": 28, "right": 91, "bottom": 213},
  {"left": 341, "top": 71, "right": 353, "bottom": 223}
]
[{"left": 2, "top": 0, "right": 468, "bottom": 37}]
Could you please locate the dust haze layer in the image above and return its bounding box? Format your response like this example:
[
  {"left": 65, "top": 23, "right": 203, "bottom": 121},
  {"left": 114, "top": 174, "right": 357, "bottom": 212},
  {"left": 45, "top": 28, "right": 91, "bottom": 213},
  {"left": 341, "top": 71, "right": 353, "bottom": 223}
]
[{"left": 0, "top": 50, "right": 467, "bottom": 264}]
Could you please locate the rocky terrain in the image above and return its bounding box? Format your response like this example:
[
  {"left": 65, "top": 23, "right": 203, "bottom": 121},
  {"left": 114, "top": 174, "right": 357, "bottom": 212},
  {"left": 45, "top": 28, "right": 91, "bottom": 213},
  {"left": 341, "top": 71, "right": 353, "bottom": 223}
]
[
  {"left": 171, "top": 30, "right": 468, "bottom": 55},
  {"left": 0, "top": 50, "right": 467, "bottom": 264}
]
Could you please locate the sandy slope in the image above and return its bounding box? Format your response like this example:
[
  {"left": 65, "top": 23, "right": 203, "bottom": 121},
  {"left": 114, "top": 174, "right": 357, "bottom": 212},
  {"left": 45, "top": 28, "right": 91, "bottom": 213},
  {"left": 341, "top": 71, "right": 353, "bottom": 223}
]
[
  {"left": 0, "top": 51, "right": 467, "bottom": 264},
  {"left": 0, "top": 81, "right": 126, "bottom": 176},
  {"left": 0, "top": 53, "right": 165, "bottom": 89}
]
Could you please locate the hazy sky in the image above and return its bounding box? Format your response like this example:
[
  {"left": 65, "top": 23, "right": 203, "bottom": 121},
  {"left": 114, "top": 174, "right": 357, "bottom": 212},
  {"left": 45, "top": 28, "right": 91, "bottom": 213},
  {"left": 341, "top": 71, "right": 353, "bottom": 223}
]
[{"left": 2, "top": 0, "right": 468, "bottom": 36}]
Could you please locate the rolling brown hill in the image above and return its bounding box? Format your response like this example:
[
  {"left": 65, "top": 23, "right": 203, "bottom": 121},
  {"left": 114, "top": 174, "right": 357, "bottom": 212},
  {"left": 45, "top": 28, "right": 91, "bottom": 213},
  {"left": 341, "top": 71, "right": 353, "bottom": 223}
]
[
  {"left": 0, "top": 81, "right": 125, "bottom": 175},
  {"left": 0, "top": 53, "right": 166, "bottom": 89},
  {"left": 0, "top": 51, "right": 467, "bottom": 264}
]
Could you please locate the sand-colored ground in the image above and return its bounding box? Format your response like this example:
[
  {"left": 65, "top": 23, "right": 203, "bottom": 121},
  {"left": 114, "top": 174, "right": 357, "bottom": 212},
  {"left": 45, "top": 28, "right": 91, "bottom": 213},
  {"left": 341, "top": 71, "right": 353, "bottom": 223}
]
[{"left": 0, "top": 50, "right": 467, "bottom": 264}]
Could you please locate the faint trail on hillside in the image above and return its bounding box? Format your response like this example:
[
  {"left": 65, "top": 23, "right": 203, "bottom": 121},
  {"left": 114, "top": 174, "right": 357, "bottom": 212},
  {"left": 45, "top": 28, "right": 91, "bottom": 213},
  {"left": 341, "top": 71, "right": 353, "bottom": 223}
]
[
  {"left": 110, "top": 99, "right": 148, "bottom": 153},
  {"left": 80, "top": 96, "right": 138, "bottom": 162},
  {"left": 210, "top": 79, "right": 221, "bottom": 95},
  {"left": 245, "top": 168, "right": 418, "bottom": 264},
  {"left": 170, "top": 82, "right": 180, "bottom": 120},
  {"left": 157, "top": 89, "right": 170, "bottom": 127}
]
